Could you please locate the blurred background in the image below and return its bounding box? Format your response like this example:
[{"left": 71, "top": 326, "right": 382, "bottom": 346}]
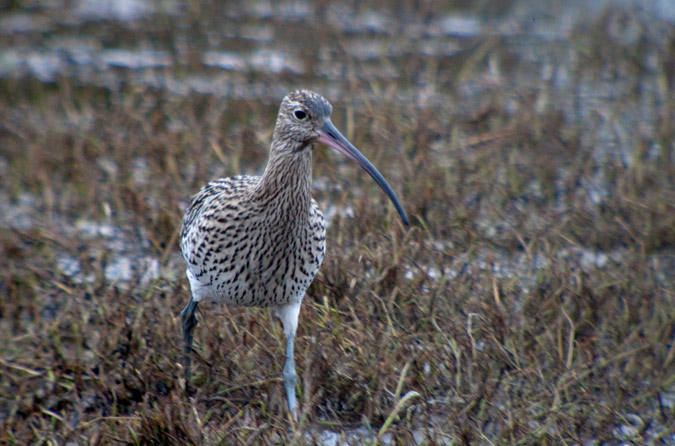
[{"left": 0, "top": 0, "right": 673, "bottom": 444}]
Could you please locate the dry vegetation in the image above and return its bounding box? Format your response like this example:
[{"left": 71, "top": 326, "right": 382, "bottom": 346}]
[{"left": 1, "top": 2, "right": 674, "bottom": 445}]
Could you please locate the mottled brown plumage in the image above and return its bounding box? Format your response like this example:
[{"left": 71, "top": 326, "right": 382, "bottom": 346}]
[{"left": 180, "top": 90, "right": 408, "bottom": 421}]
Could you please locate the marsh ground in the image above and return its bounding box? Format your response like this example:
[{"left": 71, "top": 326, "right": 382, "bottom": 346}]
[{"left": 0, "top": 0, "right": 674, "bottom": 444}]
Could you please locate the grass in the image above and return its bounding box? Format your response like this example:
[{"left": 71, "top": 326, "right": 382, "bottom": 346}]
[{"left": 0, "top": 2, "right": 674, "bottom": 445}]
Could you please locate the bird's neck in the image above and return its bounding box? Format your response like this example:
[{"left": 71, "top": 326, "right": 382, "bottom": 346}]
[{"left": 252, "top": 145, "right": 313, "bottom": 220}]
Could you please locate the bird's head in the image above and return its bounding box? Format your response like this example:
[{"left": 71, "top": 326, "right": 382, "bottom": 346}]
[
  {"left": 273, "top": 89, "right": 333, "bottom": 151},
  {"left": 272, "top": 90, "right": 410, "bottom": 226}
]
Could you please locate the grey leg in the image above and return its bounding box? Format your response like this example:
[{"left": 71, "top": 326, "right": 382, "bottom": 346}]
[
  {"left": 282, "top": 333, "right": 298, "bottom": 421},
  {"left": 181, "top": 297, "right": 199, "bottom": 378},
  {"left": 272, "top": 302, "right": 302, "bottom": 422}
]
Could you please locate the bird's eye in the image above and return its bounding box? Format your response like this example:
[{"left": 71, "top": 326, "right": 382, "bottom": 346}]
[{"left": 294, "top": 109, "right": 308, "bottom": 120}]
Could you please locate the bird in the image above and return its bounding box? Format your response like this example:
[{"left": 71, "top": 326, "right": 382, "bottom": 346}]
[{"left": 179, "top": 89, "right": 409, "bottom": 421}]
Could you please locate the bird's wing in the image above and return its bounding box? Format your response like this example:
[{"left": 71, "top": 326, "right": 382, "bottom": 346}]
[{"left": 180, "top": 176, "right": 260, "bottom": 300}]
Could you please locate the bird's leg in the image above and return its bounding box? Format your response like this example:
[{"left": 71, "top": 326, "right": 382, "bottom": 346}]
[
  {"left": 283, "top": 331, "right": 298, "bottom": 422},
  {"left": 273, "top": 302, "right": 302, "bottom": 423},
  {"left": 180, "top": 297, "right": 199, "bottom": 380}
]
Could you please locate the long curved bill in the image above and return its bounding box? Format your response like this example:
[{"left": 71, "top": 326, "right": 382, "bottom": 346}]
[{"left": 318, "top": 119, "right": 410, "bottom": 226}]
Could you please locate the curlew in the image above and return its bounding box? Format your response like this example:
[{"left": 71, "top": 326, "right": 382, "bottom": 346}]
[{"left": 180, "top": 90, "right": 408, "bottom": 420}]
